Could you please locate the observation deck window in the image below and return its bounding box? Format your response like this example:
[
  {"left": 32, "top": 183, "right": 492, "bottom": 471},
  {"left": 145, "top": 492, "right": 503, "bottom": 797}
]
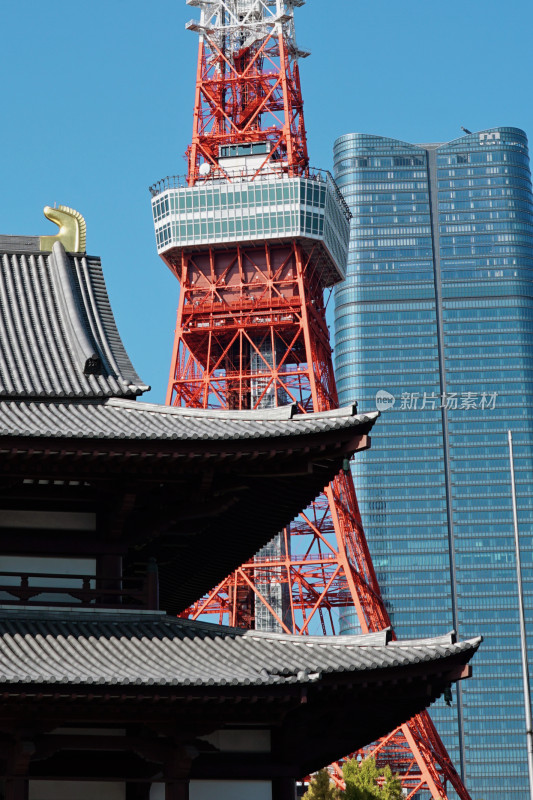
[{"left": 219, "top": 142, "right": 270, "bottom": 158}]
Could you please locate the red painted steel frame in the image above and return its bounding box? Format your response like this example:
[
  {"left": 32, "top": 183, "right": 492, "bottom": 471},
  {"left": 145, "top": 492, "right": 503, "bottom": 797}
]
[
  {"left": 187, "top": 25, "right": 308, "bottom": 184},
  {"left": 162, "top": 239, "right": 471, "bottom": 800},
  {"left": 161, "top": 7, "right": 473, "bottom": 798}
]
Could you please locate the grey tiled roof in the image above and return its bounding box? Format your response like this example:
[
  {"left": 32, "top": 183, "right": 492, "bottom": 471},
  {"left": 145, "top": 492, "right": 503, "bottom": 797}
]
[
  {"left": 0, "top": 235, "right": 40, "bottom": 253},
  {"left": 0, "top": 609, "right": 481, "bottom": 688},
  {"left": 0, "top": 398, "right": 378, "bottom": 614},
  {"left": 0, "top": 397, "right": 379, "bottom": 442},
  {"left": 0, "top": 242, "right": 149, "bottom": 399}
]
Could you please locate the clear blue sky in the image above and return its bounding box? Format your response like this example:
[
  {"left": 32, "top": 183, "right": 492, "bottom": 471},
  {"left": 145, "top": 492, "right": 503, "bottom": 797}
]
[{"left": 1, "top": 0, "right": 532, "bottom": 403}]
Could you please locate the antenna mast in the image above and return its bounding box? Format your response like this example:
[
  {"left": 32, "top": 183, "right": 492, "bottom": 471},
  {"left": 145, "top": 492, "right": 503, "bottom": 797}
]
[
  {"left": 186, "top": 0, "right": 308, "bottom": 184},
  {"left": 150, "top": 4, "right": 476, "bottom": 798}
]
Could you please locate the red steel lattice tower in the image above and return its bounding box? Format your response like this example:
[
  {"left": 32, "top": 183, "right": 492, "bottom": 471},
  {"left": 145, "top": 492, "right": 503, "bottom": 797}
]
[{"left": 150, "top": 2, "right": 473, "bottom": 797}]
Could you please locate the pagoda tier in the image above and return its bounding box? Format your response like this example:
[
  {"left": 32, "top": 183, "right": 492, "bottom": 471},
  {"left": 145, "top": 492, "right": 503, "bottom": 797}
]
[
  {"left": 0, "top": 236, "right": 376, "bottom": 615},
  {"left": 0, "top": 220, "right": 479, "bottom": 800},
  {"left": 0, "top": 609, "right": 479, "bottom": 792}
]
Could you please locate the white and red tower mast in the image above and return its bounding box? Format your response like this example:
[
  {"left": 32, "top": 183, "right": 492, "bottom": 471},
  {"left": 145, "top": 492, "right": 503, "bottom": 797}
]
[
  {"left": 150, "top": 2, "right": 474, "bottom": 797},
  {"left": 186, "top": 0, "right": 309, "bottom": 186}
]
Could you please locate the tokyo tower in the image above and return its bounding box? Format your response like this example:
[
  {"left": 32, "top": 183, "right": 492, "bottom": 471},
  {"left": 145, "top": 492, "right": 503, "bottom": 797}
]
[{"left": 149, "top": 2, "right": 473, "bottom": 797}]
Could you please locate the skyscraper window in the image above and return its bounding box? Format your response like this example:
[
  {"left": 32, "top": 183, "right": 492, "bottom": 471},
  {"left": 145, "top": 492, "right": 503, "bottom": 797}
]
[{"left": 334, "top": 127, "right": 533, "bottom": 800}]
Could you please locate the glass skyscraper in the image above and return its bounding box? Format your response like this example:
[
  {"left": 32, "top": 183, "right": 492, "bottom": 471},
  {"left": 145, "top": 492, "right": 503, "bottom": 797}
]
[{"left": 333, "top": 127, "right": 533, "bottom": 799}]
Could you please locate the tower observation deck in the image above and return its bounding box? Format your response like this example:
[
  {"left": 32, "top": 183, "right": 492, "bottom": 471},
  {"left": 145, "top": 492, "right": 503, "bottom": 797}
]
[
  {"left": 150, "top": 2, "right": 476, "bottom": 797},
  {"left": 151, "top": 0, "right": 349, "bottom": 292},
  {"left": 150, "top": 169, "right": 350, "bottom": 287}
]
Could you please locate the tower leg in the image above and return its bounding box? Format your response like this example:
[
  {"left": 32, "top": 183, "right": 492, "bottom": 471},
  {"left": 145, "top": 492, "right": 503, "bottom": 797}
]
[{"left": 165, "top": 239, "right": 473, "bottom": 799}]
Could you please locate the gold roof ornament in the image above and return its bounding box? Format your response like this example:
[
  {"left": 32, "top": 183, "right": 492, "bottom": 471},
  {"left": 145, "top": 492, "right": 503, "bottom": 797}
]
[{"left": 40, "top": 205, "right": 87, "bottom": 253}]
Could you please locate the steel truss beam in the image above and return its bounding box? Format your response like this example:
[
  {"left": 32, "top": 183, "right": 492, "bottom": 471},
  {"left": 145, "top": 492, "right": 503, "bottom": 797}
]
[
  {"left": 165, "top": 239, "right": 472, "bottom": 800},
  {"left": 163, "top": 3, "right": 473, "bottom": 795},
  {"left": 187, "top": 1, "right": 308, "bottom": 184}
]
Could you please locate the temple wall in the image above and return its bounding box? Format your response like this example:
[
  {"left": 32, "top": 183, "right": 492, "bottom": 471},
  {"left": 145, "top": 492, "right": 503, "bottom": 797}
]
[
  {"left": 29, "top": 782, "right": 125, "bottom": 799},
  {"left": 150, "top": 781, "right": 273, "bottom": 800}
]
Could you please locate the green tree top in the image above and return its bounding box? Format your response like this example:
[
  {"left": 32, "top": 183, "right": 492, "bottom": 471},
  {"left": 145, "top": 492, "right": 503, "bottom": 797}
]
[
  {"left": 342, "top": 757, "right": 403, "bottom": 800},
  {"left": 302, "top": 769, "right": 339, "bottom": 800}
]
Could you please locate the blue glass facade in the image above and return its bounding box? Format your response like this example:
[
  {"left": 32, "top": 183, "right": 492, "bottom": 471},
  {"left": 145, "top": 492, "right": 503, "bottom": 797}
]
[{"left": 333, "top": 128, "right": 533, "bottom": 799}]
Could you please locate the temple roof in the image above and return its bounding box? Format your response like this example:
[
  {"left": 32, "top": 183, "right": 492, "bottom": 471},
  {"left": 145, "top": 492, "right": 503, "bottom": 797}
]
[
  {"left": 0, "top": 233, "right": 379, "bottom": 613},
  {"left": 0, "top": 236, "right": 378, "bottom": 446},
  {"left": 0, "top": 241, "right": 149, "bottom": 399},
  {"left": 0, "top": 608, "right": 480, "bottom": 689},
  {"left": 0, "top": 403, "right": 376, "bottom": 614},
  {"left": 0, "top": 396, "right": 378, "bottom": 441},
  {"left": 0, "top": 230, "right": 481, "bottom": 777},
  {"left": 0, "top": 607, "right": 481, "bottom": 776}
]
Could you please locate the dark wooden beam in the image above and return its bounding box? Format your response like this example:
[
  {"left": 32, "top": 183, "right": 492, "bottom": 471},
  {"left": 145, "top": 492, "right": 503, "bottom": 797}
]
[
  {"left": 5, "top": 779, "right": 28, "bottom": 800},
  {"left": 126, "top": 785, "right": 151, "bottom": 800},
  {"left": 165, "top": 781, "right": 189, "bottom": 800},
  {"left": 103, "top": 492, "right": 138, "bottom": 539},
  {"left": 0, "top": 427, "right": 368, "bottom": 469},
  {"left": 272, "top": 778, "right": 296, "bottom": 800},
  {"left": 4, "top": 739, "right": 34, "bottom": 800}
]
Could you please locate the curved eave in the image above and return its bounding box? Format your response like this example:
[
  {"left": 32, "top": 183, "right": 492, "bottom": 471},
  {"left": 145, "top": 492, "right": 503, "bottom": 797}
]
[
  {"left": 0, "top": 404, "right": 379, "bottom": 612},
  {"left": 0, "top": 609, "right": 481, "bottom": 775}
]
